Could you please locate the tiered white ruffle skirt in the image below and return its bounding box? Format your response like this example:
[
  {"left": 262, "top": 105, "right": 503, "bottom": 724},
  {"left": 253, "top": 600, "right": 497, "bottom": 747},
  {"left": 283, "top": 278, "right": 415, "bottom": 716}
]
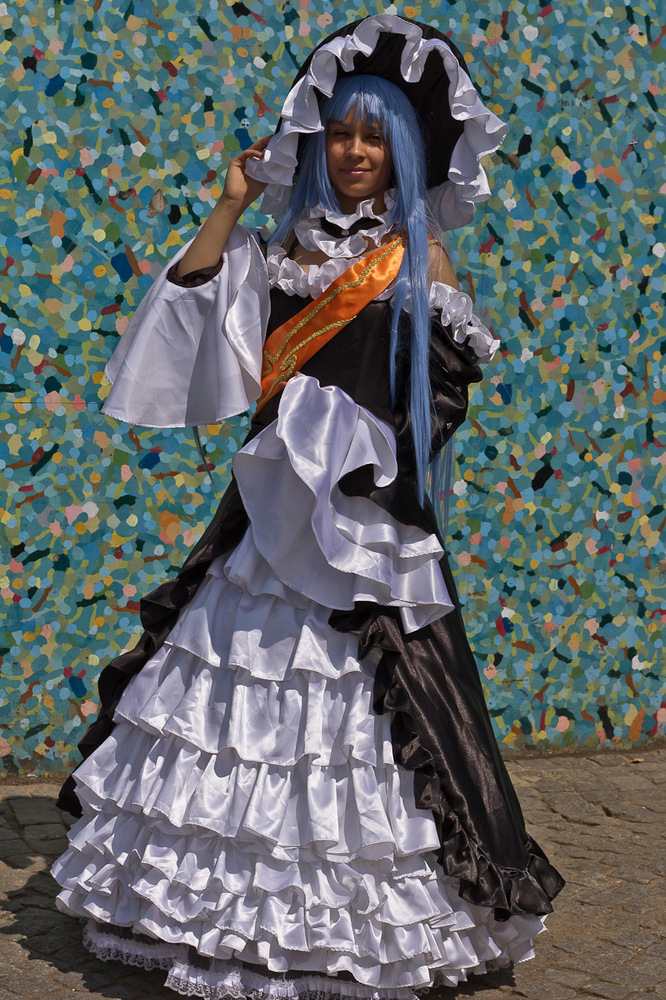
[{"left": 52, "top": 377, "right": 545, "bottom": 998}]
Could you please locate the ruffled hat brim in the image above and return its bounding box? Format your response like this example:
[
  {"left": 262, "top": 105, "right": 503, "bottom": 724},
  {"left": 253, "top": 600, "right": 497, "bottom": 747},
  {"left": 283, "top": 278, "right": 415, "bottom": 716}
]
[{"left": 246, "top": 14, "right": 508, "bottom": 231}]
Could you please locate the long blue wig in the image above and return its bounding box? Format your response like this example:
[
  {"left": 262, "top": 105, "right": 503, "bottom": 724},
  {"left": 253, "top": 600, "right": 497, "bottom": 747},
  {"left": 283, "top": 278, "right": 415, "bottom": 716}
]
[{"left": 271, "top": 74, "right": 440, "bottom": 508}]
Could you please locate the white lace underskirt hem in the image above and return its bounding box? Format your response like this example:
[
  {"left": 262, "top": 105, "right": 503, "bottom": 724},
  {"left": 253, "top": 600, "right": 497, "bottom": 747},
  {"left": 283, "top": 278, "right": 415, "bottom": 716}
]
[{"left": 82, "top": 919, "right": 541, "bottom": 998}]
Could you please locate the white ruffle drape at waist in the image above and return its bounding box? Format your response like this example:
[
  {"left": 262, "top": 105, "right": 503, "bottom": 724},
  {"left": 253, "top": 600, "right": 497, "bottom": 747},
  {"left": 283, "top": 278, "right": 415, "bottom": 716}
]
[{"left": 231, "top": 375, "right": 453, "bottom": 633}]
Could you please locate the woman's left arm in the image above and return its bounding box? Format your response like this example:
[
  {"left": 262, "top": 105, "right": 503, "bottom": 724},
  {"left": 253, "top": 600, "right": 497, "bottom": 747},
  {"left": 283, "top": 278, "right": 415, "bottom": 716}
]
[
  {"left": 428, "top": 241, "right": 460, "bottom": 292},
  {"left": 426, "top": 314, "right": 483, "bottom": 461},
  {"left": 394, "top": 243, "right": 495, "bottom": 471}
]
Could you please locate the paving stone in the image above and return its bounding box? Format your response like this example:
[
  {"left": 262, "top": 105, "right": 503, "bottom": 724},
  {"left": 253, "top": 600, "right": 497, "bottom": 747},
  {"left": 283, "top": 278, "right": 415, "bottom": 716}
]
[
  {"left": 432, "top": 985, "right": 524, "bottom": 1000},
  {"left": 637, "top": 765, "right": 666, "bottom": 784},
  {"left": 587, "top": 755, "right": 633, "bottom": 768},
  {"left": 21, "top": 823, "right": 69, "bottom": 852},
  {"left": 101, "top": 979, "right": 167, "bottom": 999},
  {"left": 56, "top": 968, "right": 116, "bottom": 991},
  {"left": 0, "top": 784, "right": 62, "bottom": 800},
  {"left": 593, "top": 964, "right": 646, "bottom": 983},
  {"left": 602, "top": 770, "right": 658, "bottom": 790},
  {"left": 519, "top": 809, "right": 560, "bottom": 827},
  {"left": 5, "top": 798, "right": 62, "bottom": 828},
  {"left": 556, "top": 953, "right": 631, "bottom": 977},
  {"left": 35, "top": 994, "right": 104, "bottom": 1000},
  {"left": 595, "top": 932, "right": 655, "bottom": 951},
  {"left": 514, "top": 983, "right": 578, "bottom": 999},
  {"left": 630, "top": 958, "right": 666, "bottom": 979},
  {"left": 549, "top": 967, "right": 597, "bottom": 988},
  {"left": 608, "top": 866, "right": 662, "bottom": 885},
  {"left": 0, "top": 836, "right": 32, "bottom": 860},
  {"left": 601, "top": 802, "right": 663, "bottom": 823},
  {"left": 0, "top": 868, "right": 28, "bottom": 894},
  {"left": 0, "top": 970, "right": 56, "bottom": 998},
  {"left": 552, "top": 938, "right": 602, "bottom": 956},
  {"left": 4, "top": 904, "right": 61, "bottom": 936},
  {"left": 581, "top": 982, "right": 648, "bottom": 999},
  {"left": 540, "top": 791, "right": 608, "bottom": 825},
  {"left": 563, "top": 870, "right": 625, "bottom": 891}
]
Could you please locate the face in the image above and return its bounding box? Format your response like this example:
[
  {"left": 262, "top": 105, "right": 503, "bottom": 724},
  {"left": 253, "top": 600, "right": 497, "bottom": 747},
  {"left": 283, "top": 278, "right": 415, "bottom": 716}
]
[{"left": 325, "top": 110, "right": 392, "bottom": 214}]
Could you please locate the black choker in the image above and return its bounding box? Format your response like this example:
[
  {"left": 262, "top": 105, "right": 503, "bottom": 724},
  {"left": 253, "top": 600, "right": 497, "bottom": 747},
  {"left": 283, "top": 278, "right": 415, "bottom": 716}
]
[{"left": 318, "top": 217, "right": 383, "bottom": 238}]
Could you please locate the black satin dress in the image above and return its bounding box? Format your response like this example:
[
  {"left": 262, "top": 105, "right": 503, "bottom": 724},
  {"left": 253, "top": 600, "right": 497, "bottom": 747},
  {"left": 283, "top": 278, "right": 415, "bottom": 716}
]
[{"left": 58, "top": 277, "right": 564, "bottom": 924}]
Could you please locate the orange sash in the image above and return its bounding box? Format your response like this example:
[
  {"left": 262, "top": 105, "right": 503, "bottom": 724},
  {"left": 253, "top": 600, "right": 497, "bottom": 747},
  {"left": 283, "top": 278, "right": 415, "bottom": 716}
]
[{"left": 254, "top": 237, "right": 405, "bottom": 416}]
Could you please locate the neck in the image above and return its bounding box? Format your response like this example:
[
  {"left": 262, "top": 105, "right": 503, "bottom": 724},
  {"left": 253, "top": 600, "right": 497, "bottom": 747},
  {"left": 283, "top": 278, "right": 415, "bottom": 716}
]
[{"left": 334, "top": 191, "right": 387, "bottom": 216}]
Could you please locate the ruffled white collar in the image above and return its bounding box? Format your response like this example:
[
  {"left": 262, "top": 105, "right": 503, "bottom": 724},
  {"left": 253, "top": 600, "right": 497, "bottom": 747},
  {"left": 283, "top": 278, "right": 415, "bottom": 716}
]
[
  {"left": 266, "top": 245, "right": 360, "bottom": 299},
  {"left": 293, "top": 189, "right": 397, "bottom": 258}
]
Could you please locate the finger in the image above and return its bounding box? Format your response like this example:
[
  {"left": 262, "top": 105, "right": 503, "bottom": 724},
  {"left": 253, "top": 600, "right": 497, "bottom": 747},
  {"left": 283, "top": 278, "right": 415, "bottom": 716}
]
[
  {"left": 231, "top": 136, "right": 271, "bottom": 166},
  {"left": 236, "top": 145, "right": 266, "bottom": 164}
]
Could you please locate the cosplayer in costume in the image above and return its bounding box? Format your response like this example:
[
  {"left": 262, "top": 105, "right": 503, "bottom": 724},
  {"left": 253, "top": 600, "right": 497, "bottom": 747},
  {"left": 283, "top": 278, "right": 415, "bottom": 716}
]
[{"left": 52, "top": 15, "right": 564, "bottom": 998}]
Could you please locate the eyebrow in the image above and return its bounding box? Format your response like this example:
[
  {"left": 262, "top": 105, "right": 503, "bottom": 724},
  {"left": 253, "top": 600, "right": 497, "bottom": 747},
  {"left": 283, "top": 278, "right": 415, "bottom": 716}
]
[{"left": 327, "top": 119, "right": 383, "bottom": 130}]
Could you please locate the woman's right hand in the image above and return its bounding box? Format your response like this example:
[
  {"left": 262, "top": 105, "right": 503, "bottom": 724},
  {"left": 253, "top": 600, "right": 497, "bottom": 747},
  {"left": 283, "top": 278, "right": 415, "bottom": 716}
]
[
  {"left": 174, "top": 136, "right": 271, "bottom": 279},
  {"left": 220, "top": 136, "right": 271, "bottom": 215}
]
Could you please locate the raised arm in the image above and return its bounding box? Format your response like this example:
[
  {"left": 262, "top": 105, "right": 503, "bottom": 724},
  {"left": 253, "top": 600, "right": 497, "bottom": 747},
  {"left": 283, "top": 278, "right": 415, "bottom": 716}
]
[
  {"left": 174, "top": 137, "right": 270, "bottom": 278},
  {"left": 101, "top": 139, "right": 273, "bottom": 429}
]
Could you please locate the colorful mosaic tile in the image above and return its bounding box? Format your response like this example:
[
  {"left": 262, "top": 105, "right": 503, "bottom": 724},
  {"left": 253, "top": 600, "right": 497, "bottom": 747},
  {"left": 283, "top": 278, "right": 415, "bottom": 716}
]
[{"left": 0, "top": 0, "right": 664, "bottom": 773}]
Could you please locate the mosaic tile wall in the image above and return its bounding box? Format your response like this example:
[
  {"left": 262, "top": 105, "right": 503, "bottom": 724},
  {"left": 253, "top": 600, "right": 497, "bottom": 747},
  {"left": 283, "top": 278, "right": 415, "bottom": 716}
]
[{"left": 1, "top": 0, "right": 664, "bottom": 774}]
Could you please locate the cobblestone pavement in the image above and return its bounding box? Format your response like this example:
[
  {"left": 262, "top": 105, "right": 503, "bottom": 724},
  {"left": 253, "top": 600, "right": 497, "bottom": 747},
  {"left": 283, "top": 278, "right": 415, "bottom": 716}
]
[{"left": 0, "top": 748, "right": 663, "bottom": 1000}]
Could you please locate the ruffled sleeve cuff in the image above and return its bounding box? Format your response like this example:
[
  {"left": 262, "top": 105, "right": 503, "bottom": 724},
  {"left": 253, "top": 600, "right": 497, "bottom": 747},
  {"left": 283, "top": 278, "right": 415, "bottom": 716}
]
[
  {"left": 166, "top": 256, "right": 225, "bottom": 288},
  {"left": 429, "top": 282, "right": 500, "bottom": 364},
  {"left": 102, "top": 225, "right": 270, "bottom": 428}
]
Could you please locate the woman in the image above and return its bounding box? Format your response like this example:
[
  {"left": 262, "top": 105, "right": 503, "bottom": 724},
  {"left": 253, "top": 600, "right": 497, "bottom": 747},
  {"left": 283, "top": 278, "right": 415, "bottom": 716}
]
[{"left": 52, "top": 14, "right": 564, "bottom": 999}]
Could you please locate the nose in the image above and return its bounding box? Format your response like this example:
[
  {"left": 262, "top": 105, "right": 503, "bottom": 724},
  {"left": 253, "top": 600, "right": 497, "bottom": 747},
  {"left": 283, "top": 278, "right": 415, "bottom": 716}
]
[{"left": 347, "top": 133, "right": 364, "bottom": 157}]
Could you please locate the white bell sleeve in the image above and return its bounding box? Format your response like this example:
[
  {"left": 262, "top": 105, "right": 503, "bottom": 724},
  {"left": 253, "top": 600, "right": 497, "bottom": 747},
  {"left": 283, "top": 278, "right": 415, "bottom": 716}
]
[{"left": 101, "top": 226, "right": 269, "bottom": 428}]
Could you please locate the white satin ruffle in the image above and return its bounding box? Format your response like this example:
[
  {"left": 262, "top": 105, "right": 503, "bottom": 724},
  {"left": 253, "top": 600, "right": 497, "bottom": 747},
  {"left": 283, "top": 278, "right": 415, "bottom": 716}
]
[
  {"left": 52, "top": 547, "right": 546, "bottom": 995},
  {"left": 232, "top": 375, "right": 452, "bottom": 634},
  {"left": 112, "top": 601, "right": 386, "bottom": 769},
  {"left": 58, "top": 724, "right": 435, "bottom": 861},
  {"left": 266, "top": 244, "right": 366, "bottom": 300},
  {"left": 102, "top": 225, "right": 269, "bottom": 427},
  {"left": 246, "top": 15, "right": 507, "bottom": 231}
]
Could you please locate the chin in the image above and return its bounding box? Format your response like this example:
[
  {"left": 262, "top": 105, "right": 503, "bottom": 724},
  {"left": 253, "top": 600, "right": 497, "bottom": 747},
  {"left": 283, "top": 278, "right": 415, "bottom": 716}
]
[{"left": 335, "top": 184, "right": 380, "bottom": 202}]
